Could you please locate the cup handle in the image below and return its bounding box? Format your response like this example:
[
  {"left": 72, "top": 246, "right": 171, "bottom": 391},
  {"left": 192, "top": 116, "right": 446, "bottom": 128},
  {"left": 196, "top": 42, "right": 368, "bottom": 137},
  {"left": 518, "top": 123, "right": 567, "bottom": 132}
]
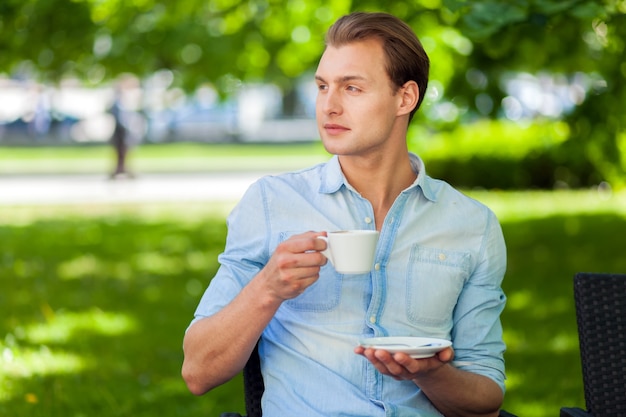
[{"left": 316, "top": 236, "right": 333, "bottom": 266}]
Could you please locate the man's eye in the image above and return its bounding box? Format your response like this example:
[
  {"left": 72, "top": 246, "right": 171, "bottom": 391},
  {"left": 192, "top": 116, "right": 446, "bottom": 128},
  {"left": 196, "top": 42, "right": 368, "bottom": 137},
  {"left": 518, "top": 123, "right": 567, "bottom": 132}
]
[
  {"left": 318, "top": 84, "right": 328, "bottom": 91},
  {"left": 347, "top": 86, "right": 361, "bottom": 93}
]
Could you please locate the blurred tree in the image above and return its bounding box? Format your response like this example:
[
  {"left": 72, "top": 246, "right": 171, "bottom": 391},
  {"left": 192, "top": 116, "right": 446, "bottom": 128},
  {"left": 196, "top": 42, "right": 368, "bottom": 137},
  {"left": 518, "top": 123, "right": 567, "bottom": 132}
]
[
  {"left": 442, "top": 0, "right": 626, "bottom": 187},
  {"left": 0, "top": 0, "right": 350, "bottom": 92},
  {"left": 0, "top": 0, "right": 623, "bottom": 186}
]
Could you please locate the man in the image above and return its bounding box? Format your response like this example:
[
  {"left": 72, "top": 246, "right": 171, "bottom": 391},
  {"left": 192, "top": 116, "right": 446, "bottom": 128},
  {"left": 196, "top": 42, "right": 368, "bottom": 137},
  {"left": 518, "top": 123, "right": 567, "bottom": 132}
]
[{"left": 183, "top": 11, "right": 507, "bottom": 417}]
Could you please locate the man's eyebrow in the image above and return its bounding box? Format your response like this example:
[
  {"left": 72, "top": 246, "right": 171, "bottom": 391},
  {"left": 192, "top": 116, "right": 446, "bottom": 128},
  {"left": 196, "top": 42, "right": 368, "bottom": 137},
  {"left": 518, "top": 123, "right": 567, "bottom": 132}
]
[{"left": 315, "top": 75, "right": 367, "bottom": 83}]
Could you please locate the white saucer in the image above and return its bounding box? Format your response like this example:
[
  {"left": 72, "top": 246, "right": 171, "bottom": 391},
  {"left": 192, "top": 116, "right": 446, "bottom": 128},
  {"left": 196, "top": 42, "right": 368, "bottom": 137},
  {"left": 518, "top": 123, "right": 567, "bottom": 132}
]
[{"left": 358, "top": 336, "right": 452, "bottom": 358}]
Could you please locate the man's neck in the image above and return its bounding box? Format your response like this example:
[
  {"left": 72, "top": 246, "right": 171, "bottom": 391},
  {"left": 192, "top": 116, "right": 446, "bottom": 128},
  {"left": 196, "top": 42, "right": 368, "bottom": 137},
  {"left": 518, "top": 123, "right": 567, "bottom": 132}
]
[{"left": 339, "top": 152, "right": 417, "bottom": 230}]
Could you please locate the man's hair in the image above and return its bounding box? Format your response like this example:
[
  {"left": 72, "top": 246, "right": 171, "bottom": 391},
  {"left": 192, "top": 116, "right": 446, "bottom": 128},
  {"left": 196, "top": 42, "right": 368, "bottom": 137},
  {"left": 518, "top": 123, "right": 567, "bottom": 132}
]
[{"left": 325, "top": 12, "right": 430, "bottom": 120}]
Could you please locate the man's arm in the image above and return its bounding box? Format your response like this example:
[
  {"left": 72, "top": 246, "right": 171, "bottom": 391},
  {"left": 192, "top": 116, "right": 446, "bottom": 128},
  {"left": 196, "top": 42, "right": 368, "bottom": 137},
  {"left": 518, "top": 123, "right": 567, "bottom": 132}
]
[
  {"left": 355, "top": 347, "right": 503, "bottom": 417},
  {"left": 181, "top": 232, "right": 327, "bottom": 395},
  {"left": 412, "top": 355, "right": 503, "bottom": 417}
]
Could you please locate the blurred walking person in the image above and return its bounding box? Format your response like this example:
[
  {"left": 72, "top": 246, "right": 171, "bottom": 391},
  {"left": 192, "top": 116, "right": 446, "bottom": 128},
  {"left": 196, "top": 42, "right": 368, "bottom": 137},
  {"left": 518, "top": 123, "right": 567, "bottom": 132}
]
[{"left": 109, "top": 74, "right": 144, "bottom": 179}]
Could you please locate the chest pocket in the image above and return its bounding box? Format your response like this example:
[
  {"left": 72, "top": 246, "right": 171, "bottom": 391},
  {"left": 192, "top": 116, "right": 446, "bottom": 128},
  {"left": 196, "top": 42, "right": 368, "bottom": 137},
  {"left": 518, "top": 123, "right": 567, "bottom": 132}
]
[
  {"left": 274, "top": 232, "right": 342, "bottom": 312},
  {"left": 284, "top": 265, "right": 342, "bottom": 312},
  {"left": 406, "top": 246, "right": 470, "bottom": 327}
]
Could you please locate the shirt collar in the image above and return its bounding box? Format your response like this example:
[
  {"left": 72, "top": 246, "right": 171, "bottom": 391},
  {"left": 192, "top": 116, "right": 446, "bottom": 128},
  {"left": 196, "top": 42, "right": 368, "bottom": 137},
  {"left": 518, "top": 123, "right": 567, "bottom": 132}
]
[
  {"left": 409, "top": 153, "right": 437, "bottom": 202},
  {"left": 319, "top": 153, "right": 437, "bottom": 203},
  {"left": 319, "top": 156, "right": 344, "bottom": 194}
]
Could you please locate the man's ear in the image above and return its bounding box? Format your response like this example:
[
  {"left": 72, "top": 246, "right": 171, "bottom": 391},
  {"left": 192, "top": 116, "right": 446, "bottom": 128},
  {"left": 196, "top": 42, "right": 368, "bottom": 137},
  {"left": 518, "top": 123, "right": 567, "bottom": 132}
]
[{"left": 397, "top": 81, "right": 419, "bottom": 117}]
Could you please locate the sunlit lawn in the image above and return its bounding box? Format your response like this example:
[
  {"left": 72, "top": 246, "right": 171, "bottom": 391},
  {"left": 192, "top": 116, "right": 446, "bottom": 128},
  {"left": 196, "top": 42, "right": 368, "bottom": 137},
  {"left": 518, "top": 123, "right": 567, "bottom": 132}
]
[
  {"left": 0, "top": 142, "right": 330, "bottom": 175},
  {"left": 1, "top": 189, "right": 625, "bottom": 417},
  {"left": 0, "top": 203, "right": 244, "bottom": 417}
]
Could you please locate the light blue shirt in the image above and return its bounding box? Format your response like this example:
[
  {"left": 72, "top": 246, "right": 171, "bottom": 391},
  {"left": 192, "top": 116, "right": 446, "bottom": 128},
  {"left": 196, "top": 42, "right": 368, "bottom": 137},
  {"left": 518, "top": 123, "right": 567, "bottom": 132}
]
[{"left": 191, "top": 154, "right": 507, "bottom": 417}]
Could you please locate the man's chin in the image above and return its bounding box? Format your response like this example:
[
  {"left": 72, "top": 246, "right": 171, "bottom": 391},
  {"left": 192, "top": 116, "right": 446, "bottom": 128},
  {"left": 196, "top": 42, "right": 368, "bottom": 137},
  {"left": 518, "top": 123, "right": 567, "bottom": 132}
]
[{"left": 320, "top": 138, "right": 353, "bottom": 156}]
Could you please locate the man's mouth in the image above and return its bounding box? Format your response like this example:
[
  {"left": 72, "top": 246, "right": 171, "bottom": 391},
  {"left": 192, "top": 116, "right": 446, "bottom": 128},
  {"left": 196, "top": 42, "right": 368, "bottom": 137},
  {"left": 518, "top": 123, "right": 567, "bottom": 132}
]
[{"left": 323, "top": 123, "right": 350, "bottom": 135}]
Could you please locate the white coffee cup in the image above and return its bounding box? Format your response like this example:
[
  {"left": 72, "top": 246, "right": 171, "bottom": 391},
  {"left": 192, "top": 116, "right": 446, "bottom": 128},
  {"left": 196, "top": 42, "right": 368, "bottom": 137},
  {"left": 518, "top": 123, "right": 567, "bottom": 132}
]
[{"left": 317, "top": 230, "right": 379, "bottom": 274}]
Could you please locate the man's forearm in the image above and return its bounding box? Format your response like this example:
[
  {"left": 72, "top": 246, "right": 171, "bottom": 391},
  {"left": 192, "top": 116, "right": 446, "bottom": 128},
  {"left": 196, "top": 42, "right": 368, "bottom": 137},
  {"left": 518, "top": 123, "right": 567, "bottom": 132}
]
[
  {"left": 413, "top": 365, "right": 503, "bottom": 417},
  {"left": 181, "top": 278, "right": 281, "bottom": 395}
]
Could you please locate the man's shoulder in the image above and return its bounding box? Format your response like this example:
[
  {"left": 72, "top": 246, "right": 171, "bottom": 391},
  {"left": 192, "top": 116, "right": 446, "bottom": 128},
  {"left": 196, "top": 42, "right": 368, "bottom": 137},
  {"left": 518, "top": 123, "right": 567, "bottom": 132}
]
[
  {"left": 425, "top": 175, "right": 496, "bottom": 216},
  {"left": 256, "top": 160, "right": 331, "bottom": 186}
]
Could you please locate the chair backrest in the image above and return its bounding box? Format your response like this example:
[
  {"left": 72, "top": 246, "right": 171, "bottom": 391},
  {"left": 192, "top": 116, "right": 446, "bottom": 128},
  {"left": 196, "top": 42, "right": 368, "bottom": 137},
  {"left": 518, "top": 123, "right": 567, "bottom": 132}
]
[
  {"left": 242, "top": 343, "right": 264, "bottom": 417},
  {"left": 573, "top": 272, "right": 626, "bottom": 417}
]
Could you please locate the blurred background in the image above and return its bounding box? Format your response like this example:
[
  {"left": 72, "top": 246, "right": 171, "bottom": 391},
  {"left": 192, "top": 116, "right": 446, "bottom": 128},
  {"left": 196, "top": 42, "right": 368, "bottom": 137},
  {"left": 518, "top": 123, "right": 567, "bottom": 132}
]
[{"left": 1, "top": 1, "right": 625, "bottom": 416}]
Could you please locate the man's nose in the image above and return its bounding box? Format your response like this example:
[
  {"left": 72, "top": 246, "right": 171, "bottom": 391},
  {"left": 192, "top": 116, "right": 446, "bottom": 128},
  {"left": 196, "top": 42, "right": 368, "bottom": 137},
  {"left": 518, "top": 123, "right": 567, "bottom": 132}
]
[{"left": 319, "top": 89, "right": 342, "bottom": 115}]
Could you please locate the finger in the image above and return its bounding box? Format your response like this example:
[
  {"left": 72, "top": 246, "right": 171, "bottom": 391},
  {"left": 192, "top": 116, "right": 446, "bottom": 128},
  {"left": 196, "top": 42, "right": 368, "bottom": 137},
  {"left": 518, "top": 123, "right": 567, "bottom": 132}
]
[
  {"left": 295, "top": 231, "right": 328, "bottom": 252},
  {"left": 281, "top": 232, "right": 327, "bottom": 255},
  {"left": 294, "top": 265, "right": 324, "bottom": 281},
  {"left": 361, "top": 348, "right": 386, "bottom": 369},
  {"left": 436, "top": 347, "right": 454, "bottom": 363},
  {"left": 274, "top": 250, "right": 326, "bottom": 272},
  {"left": 374, "top": 350, "right": 409, "bottom": 377},
  {"left": 392, "top": 352, "right": 418, "bottom": 368},
  {"left": 361, "top": 349, "right": 404, "bottom": 378},
  {"left": 271, "top": 272, "right": 319, "bottom": 300},
  {"left": 295, "top": 252, "right": 327, "bottom": 269},
  {"left": 312, "top": 233, "right": 328, "bottom": 251}
]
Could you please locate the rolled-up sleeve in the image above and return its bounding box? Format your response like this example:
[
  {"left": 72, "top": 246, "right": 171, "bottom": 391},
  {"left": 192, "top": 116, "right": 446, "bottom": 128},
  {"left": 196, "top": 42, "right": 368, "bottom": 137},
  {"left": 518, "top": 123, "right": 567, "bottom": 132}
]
[
  {"left": 189, "top": 179, "right": 270, "bottom": 327},
  {"left": 451, "top": 210, "right": 507, "bottom": 393}
]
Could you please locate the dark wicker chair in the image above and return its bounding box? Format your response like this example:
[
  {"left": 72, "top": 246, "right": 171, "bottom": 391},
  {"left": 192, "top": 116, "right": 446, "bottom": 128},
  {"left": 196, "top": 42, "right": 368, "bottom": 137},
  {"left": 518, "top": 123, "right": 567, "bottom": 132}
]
[
  {"left": 221, "top": 343, "right": 518, "bottom": 417},
  {"left": 220, "top": 343, "right": 263, "bottom": 417},
  {"left": 560, "top": 272, "right": 626, "bottom": 417}
]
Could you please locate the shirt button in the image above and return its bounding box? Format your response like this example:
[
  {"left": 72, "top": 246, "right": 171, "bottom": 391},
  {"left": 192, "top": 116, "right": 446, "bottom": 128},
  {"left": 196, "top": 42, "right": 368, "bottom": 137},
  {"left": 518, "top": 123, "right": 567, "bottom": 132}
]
[
  {"left": 374, "top": 263, "right": 380, "bottom": 271},
  {"left": 369, "top": 316, "right": 376, "bottom": 324},
  {"left": 364, "top": 217, "right": 372, "bottom": 224},
  {"left": 439, "top": 253, "right": 446, "bottom": 261}
]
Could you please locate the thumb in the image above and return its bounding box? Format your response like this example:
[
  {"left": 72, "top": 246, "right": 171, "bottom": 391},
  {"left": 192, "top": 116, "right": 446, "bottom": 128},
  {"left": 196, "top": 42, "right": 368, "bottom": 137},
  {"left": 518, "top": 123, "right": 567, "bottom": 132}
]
[{"left": 437, "top": 347, "right": 454, "bottom": 363}]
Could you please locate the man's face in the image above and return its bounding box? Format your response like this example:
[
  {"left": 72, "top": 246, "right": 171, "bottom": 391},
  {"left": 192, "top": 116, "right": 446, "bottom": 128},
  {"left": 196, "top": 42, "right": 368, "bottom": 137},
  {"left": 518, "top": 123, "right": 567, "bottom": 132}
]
[{"left": 315, "top": 38, "right": 404, "bottom": 157}]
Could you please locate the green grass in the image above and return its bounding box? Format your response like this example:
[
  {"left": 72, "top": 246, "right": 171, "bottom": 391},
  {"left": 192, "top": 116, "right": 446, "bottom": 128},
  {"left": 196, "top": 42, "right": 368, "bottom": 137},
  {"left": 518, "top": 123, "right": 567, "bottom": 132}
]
[
  {"left": 1, "top": 189, "right": 626, "bottom": 416},
  {"left": 0, "top": 205, "right": 242, "bottom": 417},
  {"left": 0, "top": 142, "right": 330, "bottom": 174}
]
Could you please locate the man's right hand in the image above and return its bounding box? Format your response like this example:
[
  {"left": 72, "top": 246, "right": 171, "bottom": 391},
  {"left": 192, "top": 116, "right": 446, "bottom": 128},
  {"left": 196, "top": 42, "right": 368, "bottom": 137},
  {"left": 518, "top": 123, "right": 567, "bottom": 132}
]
[{"left": 258, "top": 231, "right": 329, "bottom": 302}]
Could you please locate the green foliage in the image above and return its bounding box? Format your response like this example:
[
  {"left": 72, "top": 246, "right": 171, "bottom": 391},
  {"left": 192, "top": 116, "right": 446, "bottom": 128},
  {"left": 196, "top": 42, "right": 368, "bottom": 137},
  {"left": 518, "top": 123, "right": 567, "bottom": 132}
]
[
  {"left": 408, "top": 119, "right": 615, "bottom": 189},
  {"left": 443, "top": 0, "right": 609, "bottom": 40},
  {"left": 442, "top": 0, "right": 626, "bottom": 187},
  {"left": 0, "top": 0, "right": 345, "bottom": 90},
  {"left": 1, "top": 192, "right": 625, "bottom": 416},
  {"left": 411, "top": 119, "right": 569, "bottom": 160},
  {"left": 1, "top": 0, "right": 624, "bottom": 186}
]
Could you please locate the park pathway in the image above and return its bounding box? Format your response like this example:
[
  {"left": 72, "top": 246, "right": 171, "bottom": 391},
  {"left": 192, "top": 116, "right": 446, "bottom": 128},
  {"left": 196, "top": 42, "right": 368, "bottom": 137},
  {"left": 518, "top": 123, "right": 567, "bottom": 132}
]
[{"left": 0, "top": 172, "right": 271, "bottom": 205}]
